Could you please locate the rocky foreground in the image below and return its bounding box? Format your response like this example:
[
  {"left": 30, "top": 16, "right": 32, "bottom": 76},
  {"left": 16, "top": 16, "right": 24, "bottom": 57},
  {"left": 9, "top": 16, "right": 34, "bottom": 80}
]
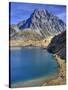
[{"left": 47, "top": 31, "right": 66, "bottom": 59}]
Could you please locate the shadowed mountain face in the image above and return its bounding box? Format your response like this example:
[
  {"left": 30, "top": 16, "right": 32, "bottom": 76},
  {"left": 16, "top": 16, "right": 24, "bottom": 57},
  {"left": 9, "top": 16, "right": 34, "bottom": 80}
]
[
  {"left": 10, "top": 9, "right": 66, "bottom": 40},
  {"left": 47, "top": 31, "right": 66, "bottom": 59}
]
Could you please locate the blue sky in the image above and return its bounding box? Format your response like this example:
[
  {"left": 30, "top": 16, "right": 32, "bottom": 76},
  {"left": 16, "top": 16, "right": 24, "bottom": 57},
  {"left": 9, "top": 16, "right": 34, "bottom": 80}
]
[{"left": 9, "top": 2, "right": 66, "bottom": 24}]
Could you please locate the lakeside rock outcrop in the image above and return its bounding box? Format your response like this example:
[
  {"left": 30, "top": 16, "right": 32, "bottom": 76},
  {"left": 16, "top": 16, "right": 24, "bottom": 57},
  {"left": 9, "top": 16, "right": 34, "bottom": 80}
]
[{"left": 47, "top": 31, "right": 66, "bottom": 59}]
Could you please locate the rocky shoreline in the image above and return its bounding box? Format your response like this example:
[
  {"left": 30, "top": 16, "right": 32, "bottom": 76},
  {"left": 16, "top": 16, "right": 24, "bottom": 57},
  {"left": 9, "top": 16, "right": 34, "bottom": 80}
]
[{"left": 42, "top": 55, "right": 66, "bottom": 86}]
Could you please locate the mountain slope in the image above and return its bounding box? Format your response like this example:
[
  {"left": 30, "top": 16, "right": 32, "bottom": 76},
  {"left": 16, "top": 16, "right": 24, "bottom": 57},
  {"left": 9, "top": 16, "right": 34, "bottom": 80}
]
[
  {"left": 11, "top": 29, "right": 43, "bottom": 40},
  {"left": 10, "top": 24, "right": 20, "bottom": 37}
]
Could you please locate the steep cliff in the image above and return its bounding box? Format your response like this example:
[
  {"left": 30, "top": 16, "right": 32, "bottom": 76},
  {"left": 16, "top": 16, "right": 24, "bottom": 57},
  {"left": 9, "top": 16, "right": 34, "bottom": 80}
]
[{"left": 47, "top": 31, "right": 66, "bottom": 59}]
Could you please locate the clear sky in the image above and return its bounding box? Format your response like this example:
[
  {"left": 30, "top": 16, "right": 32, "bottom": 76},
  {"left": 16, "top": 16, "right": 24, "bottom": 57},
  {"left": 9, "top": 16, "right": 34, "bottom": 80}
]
[{"left": 9, "top": 2, "right": 66, "bottom": 24}]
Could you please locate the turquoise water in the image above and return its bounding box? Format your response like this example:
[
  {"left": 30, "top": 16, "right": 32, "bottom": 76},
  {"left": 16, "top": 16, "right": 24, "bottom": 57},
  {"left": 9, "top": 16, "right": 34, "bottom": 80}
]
[{"left": 10, "top": 47, "right": 58, "bottom": 84}]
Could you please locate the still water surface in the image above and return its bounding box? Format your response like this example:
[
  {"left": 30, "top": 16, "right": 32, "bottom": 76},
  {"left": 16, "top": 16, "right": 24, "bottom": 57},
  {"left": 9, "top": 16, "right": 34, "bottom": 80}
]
[{"left": 10, "top": 47, "right": 58, "bottom": 84}]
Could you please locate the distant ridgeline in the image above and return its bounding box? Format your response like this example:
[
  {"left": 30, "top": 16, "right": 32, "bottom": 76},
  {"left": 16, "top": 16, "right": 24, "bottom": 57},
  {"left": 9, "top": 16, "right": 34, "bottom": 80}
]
[{"left": 10, "top": 9, "right": 66, "bottom": 40}]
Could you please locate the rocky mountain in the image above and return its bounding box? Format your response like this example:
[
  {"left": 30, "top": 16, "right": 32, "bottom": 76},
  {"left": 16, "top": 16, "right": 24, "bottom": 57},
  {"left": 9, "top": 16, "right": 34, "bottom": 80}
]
[
  {"left": 18, "top": 9, "right": 66, "bottom": 35},
  {"left": 47, "top": 31, "right": 66, "bottom": 59},
  {"left": 10, "top": 9, "right": 66, "bottom": 40}
]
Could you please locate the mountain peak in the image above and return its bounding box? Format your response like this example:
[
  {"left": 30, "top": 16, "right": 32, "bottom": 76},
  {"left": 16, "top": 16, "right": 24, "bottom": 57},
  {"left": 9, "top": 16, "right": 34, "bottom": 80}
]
[
  {"left": 33, "top": 8, "right": 48, "bottom": 13},
  {"left": 31, "top": 9, "right": 50, "bottom": 18},
  {"left": 18, "top": 9, "right": 66, "bottom": 35}
]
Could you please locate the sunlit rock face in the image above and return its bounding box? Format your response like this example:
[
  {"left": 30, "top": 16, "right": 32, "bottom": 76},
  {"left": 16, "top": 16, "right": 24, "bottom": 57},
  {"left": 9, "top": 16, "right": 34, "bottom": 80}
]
[
  {"left": 19, "top": 9, "right": 66, "bottom": 35},
  {"left": 10, "top": 9, "right": 66, "bottom": 40}
]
